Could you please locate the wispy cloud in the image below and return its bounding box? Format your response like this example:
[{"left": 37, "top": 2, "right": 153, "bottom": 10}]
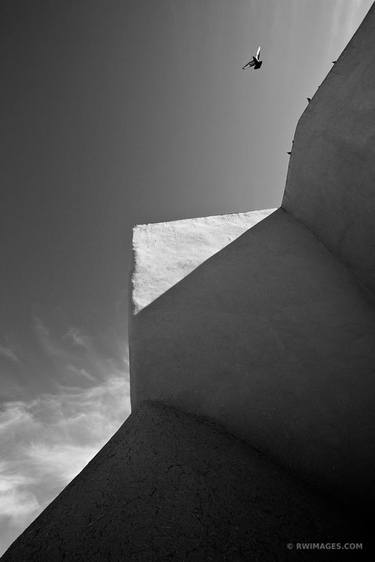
[
  {"left": 0, "top": 468, "right": 39, "bottom": 526},
  {"left": 33, "top": 316, "right": 60, "bottom": 359},
  {"left": 0, "top": 344, "right": 20, "bottom": 365},
  {"left": 0, "top": 373, "right": 130, "bottom": 555},
  {"left": 1, "top": 315, "right": 130, "bottom": 555},
  {"left": 63, "top": 327, "right": 91, "bottom": 350},
  {"left": 34, "top": 317, "right": 92, "bottom": 359},
  {"left": 32, "top": 316, "right": 126, "bottom": 387},
  {"left": 66, "top": 363, "right": 97, "bottom": 382}
]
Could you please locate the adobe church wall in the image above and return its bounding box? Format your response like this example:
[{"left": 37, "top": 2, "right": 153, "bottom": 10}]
[
  {"left": 282, "top": 3, "right": 375, "bottom": 296},
  {"left": 130, "top": 209, "right": 274, "bottom": 315},
  {"left": 2, "top": 402, "right": 359, "bottom": 560},
  {"left": 130, "top": 209, "right": 375, "bottom": 507},
  {"left": 129, "top": 5, "right": 375, "bottom": 508}
]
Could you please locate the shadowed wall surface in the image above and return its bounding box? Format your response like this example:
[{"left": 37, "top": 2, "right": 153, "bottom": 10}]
[
  {"left": 130, "top": 3, "right": 375, "bottom": 508},
  {"left": 283, "top": 3, "right": 375, "bottom": 295},
  {"left": 1, "top": 402, "right": 364, "bottom": 561},
  {"left": 130, "top": 209, "right": 375, "bottom": 506}
]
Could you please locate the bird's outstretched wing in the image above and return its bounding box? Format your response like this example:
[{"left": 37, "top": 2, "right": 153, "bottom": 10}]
[
  {"left": 256, "top": 46, "right": 261, "bottom": 60},
  {"left": 242, "top": 59, "right": 255, "bottom": 69}
]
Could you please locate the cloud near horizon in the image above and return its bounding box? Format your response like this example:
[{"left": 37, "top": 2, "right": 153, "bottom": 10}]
[{"left": 0, "top": 321, "right": 130, "bottom": 556}]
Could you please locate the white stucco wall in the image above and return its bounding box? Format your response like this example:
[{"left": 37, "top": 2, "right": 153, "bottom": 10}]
[
  {"left": 129, "top": 6, "right": 375, "bottom": 510},
  {"left": 131, "top": 209, "right": 275, "bottom": 314},
  {"left": 283, "top": 3, "right": 375, "bottom": 295},
  {"left": 129, "top": 208, "right": 375, "bottom": 507}
]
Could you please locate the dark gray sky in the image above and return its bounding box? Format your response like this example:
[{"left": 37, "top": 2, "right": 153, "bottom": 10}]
[{"left": 0, "top": 0, "right": 372, "bottom": 554}]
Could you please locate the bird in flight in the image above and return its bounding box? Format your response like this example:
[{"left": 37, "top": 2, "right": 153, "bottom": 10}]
[{"left": 242, "top": 46, "right": 262, "bottom": 70}]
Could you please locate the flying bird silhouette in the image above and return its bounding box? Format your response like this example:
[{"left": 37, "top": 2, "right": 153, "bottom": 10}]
[{"left": 242, "top": 46, "right": 262, "bottom": 70}]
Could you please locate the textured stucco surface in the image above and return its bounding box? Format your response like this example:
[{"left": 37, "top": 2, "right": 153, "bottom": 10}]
[
  {"left": 131, "top": 209, "right": 275, "bottom": 313},
  {"left": 130, "top": 209, "right": 375, "bottom": 506},
  {"left": 2, "top": 402, "right": 365, "bottom": 562},
  {"left": 282, "top": 3, "right": 375, "bottom": 295}
]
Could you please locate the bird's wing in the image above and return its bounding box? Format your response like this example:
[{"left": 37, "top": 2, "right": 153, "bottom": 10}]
[
  {"left": 243, "top": 59, "right": 254, "bottom": 68},
  {"left": 256, "top": 46, "right": 261, "bottom": 59}
]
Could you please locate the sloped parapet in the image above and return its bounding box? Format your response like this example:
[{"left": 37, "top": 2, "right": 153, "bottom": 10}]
[{"left": 2, "top": 402, "right": 362, "bottom": 561}]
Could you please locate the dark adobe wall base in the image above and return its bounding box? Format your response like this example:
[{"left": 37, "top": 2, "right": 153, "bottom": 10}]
[{"left": 2, "top": 402, "right": 368, "bottom": 561}]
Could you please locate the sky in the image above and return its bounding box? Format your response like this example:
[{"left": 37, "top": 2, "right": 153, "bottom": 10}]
[{"left": 0, "top": 0, "right": 373, "bottom": 554}]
